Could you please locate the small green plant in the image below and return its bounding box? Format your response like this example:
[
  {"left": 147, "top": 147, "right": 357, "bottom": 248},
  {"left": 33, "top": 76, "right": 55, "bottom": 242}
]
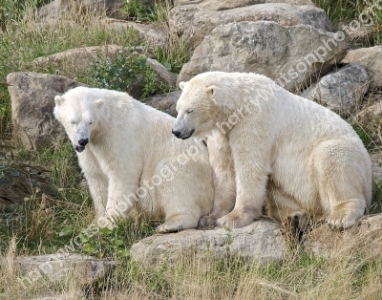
[
  {"left": 122, "top": 0, "right": 166, "bottom": 22},
  {"left": 89, "top": 51, "right": 175, "bottom": 98}
]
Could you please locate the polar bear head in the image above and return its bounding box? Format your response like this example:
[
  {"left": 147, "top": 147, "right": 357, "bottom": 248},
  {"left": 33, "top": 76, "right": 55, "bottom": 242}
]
[
  {"left": 172, "top": 74, "right": 236, "bottom": 140},
  {"left": 54, "top": 87, "right": 108, "bottom": 153}
]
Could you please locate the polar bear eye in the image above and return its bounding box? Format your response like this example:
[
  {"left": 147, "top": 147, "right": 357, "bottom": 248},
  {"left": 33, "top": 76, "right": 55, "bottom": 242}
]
[
  {"left": 187, "top": 109, "right": 194, "bottom": 114},
  {"left": 89, "top": 121, "right": 93, "bottom": 125}
]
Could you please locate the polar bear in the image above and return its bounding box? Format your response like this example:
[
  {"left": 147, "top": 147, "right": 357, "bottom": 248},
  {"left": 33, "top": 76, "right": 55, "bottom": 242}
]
[
  {"left": 172, "top": 71, "right": 372, "bottom": 230},
  {"left": 54, "top": 86, "right": 214, "bottom": 232}
]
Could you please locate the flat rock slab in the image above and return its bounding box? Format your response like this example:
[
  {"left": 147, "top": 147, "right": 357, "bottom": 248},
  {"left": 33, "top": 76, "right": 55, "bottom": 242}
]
[
  {"left": 130, "top": 219, "right": 288, "bottom": 268},
  {"left": 16, "top": 254, "right": 116, "bottom": 287}
]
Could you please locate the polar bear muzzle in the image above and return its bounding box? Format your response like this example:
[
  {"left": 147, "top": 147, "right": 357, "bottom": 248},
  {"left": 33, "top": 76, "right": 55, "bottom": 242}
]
[{"left": 172, "top": 128, "right": 194, "bottom": 140}]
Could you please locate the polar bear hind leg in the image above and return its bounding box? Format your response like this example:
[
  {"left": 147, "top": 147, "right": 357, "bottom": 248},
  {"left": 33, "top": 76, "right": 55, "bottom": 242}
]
[{"left": 313, "top": 138, "right": 371, "bottom": 229}]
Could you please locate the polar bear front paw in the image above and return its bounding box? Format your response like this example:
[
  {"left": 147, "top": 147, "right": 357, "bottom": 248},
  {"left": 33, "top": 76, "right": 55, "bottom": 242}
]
[
  {"left": 215, "top": 210, "right": 256, "bottom": 229},
  {"left": 96, "top": 215, "right": 116, "bottom": 230},
  {"left": 198, "top": 215, "right": 218, "bottom": 229},
  {"left": 326, "top": 213, "right": 359, "bottom": 229}
]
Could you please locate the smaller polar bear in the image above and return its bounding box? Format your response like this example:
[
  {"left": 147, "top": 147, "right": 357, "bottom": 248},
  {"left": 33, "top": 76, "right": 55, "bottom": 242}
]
[
  {"left": 172, "top": 71, "right": 372, "bottom": 230},
  {"left": 54, "top": 87, "right": 214, "bottom": 232}
]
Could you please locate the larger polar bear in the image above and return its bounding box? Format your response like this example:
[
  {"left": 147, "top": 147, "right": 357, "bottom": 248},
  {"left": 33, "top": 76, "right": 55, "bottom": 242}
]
[
  {"left": 54, "top": 86, "right": 214, "bottom": 232},
  {"left": 172, "top": 71, "right": 372, "bottom": 230}
]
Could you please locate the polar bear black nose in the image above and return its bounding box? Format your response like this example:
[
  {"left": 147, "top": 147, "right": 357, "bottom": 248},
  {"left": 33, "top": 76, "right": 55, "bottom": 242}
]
[
  {"left": 78, "top": 138, "right": 89, "bottom": 146},
  {"left": 172, "top": 129, "right": 181, "bottom": 138}
]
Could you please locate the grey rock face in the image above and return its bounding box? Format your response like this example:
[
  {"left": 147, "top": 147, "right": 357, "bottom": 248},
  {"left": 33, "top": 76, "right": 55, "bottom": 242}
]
[
  {"left": 178, "top": 21, "right": 346, "bottom": 92},
  {"left": 341, "top": 46, "right": 382, "bottom": 89},
  {"left": 174, "top": 0, "right": 315, "bottom": 10},
  {"left": 169, "top": 3, "right": 333, "bottom": 48},
  {"left": 144, "top": 91, "right": 182, "bottom": 117},
  {"left": 130, "top": 219, "right": 288, "bottom": 268},
  {"left": 313, "top": 64, "right": 369, "bottom": 116},
  {"left": 7, "top": 72, "right": 86, "bottom": 149},
  {"left": 16, "top": 254, "right": 116, "bottom": 287}
]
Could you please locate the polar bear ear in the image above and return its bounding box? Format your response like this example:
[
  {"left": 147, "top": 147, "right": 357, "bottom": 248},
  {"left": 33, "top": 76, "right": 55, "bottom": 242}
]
[
  {"left": 206, "top": 85, "right": 235, "bottom": 110},
  {"left": 95, "top": 99, "right": 104, "bottom": 108},
  {"left": 179, "top": 81, "right": 187, "bottom": 90},
  {"left": 54, "top": 95, "right": 65, "bottom": 106},
  {"left": 206, "top": 85, "right": 217, "bottom": 97}
]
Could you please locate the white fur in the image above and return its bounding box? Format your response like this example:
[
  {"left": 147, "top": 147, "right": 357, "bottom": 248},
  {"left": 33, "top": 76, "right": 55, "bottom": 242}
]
[
  {"left": 173, "top": 71, "right": 372, "bottom": 229},
  {"left": 54, "top": 86, "right": 214, "bottom": 232}
]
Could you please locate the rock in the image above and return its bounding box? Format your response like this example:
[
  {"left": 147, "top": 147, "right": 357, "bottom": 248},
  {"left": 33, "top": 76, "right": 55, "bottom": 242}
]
[
  {"left": 341, "top": 46, "right": 382, "bottom": 89},
  {"left": 169, "top": 3, "right": 333, "bottom": 48},
  {"left": 146, "top": 58, "right": 177, "bottom": 87},
  {"left": 103, "top": 19, "right": 168, "bottom": 47},
  {"left": 339, "top": 22, "right": 376, "bottom": 46},
  {"left": 130, "top": 219, "right": 288, "bottom": 269},
  {"left": 143, "top": 91, "right": 181, "bottom": 117},
  {"left": 308, "top": 64, "right": 369, "bottom": 116},
  {"left": 7, "top": 72, "right": 86, "bottom": 150},
  {"left": 0, "top": 163, "right": 50, "bottom": 209},
  {"left": 178, "top": 21, "right": 346, "bottom": 91},
  {"left": 33, "top": 44, "right": 135, "bottom": 79},
  {"left": 352, "top": 100, "right": 382, "bottom": 125},
  {"left": 303, "top": 213, "right": 382, "bottom": 257},
  {"left": 38, "top": 0, "right": 125, "bottom": 21},
  {"left": 16, "top": 254, "right": 116, "bottom": 289},
  {"left": 174, "top": 0, "right": 316, "bottom": 9}
]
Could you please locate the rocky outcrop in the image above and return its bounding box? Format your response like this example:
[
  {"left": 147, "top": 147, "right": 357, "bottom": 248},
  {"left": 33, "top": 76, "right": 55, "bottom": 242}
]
[
  {"left": 130, "top": 219, "right": 288, "bottom": 268},
  {"left": 7, "top": 72, "right": 86, "bottom": 149},
  {"left": 170, "top": 2, "right": 333, "bottom": 48},
  {"left": 341, "top": 46, "right": 382, "bottom": 89},
  {"left": 302, "top": 64, "right": 369, "bottom": 116},
  {"left": 178, "top": 21, "right": 346, "bottom": 91}
]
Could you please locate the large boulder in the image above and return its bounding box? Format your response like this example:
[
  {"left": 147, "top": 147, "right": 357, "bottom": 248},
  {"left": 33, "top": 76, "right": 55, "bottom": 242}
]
[
  {"left": 130, "top": 219, "right": 288, "bottom": 269},
  {"left": 178, "top": 21, "right": 347, "bottom": 92},
  {"left": 341, "top": 46, "right": 382, "bottom": 89},
  {"left": 7, "top": 72, "right": 86, "bottom": 150},
  {"left": 302, "top": 64, "right": 369, "bottom": 116},
  {"left": 169, "top": 3, "right": 333, "bottom": 48},
  {"left": 174, "top": 0, "right": 316, "bottom": 9}
]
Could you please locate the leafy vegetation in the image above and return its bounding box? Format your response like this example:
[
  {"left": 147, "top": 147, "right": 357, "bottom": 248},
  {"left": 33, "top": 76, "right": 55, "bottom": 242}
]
[{"left": 89, "top": 51, "right": 175, "bottom": 98}]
